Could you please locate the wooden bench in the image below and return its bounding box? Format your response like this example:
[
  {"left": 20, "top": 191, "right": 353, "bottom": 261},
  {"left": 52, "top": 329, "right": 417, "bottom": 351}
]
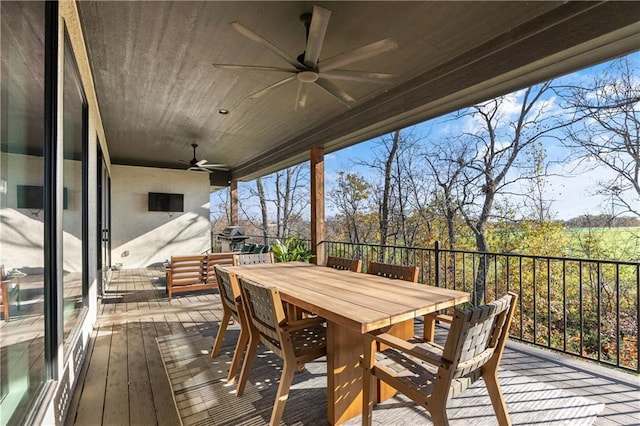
[
  {"left": 165, "top": 253, "right": 234, "bottom": 300},
  {"left": 0, "top": 265, "right": 22, "bottom": 321}
]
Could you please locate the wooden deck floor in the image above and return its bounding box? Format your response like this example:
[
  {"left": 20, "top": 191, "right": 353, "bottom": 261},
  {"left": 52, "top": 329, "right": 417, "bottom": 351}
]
[{"left": 65, "top": 268, "right": 639, "bottom": 426}]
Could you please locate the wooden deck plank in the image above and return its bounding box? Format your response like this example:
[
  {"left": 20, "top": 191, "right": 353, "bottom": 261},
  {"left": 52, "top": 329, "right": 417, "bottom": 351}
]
[
  {"left": 72, "top": 325, "right": 112, "bottom": 426},
  {"left": 142, "top": 319, "right": 181, "bottom": 426},
  {"left": 102, "top": 322, "right": 130, "bottom": 425},
  {"left": 127, "top": 320, "right": 157, "bottom": 426}
]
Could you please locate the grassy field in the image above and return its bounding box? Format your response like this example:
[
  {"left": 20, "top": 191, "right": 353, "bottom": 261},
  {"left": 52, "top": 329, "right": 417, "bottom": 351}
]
[{"left": 563, "top": 226, "right": 640, "bottom": 261}]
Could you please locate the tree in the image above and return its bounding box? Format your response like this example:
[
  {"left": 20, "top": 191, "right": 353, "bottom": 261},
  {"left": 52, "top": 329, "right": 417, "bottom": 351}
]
[
  {"left": 328, "top": 172, "right": 374, "bottom": 244},
  {"left": 379, "top": 130, "right": 400, "bottom": 253},
  {"left": 209, "top": 187, "right": 231, "bottom": 233},
  {"left": 359, "top": 129, "right": 426, "bottom": 255},
  {"left": 521, "top": 142, "right": 555, "bottom": 223},
  {"left": 255, "top": 177, "right": 269, "bottom": 244},
  {"left": 421, "top": 135, "right": 473, "bottom": 250},
  {"left": 244, "top": 165, "right": 310, "bottom": 244},
  {"left": 560, "top": 57, "right": 640, "bottom": 217},
  {"left": 272, "top": 165, "right": 309, "bottom": 238},
  {"left": 455, "top": 82, "right": 562, "bottom": 302}
]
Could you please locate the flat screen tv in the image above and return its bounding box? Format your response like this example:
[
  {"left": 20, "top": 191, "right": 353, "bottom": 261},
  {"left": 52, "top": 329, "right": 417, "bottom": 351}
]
[
  {"left": 148, "top": 192, "right": 183, "bottom": 212},
  {"left": 17, "top": 185, "right": 68, "bottom": 209}
]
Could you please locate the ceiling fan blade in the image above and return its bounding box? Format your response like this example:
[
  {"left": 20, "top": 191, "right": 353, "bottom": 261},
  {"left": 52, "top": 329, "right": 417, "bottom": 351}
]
[
  {"left": 195, "top": 159, "right": 208, "bottom": 167},
  {"left": 188, "top": 166, "right": 210, "bottom": 173},
  {"left": 248, "top": 75, "right": 296, "bottom": 100},
  {"left": 319, "top": 38, "right": 398, "bottom": 72},
  {"left": 315, "top": 79, "right": 355, "bottom": 106},
  {"left": 201, "top": 164, "right": 230, "bottom": 171},
  {"left": 320, "top": 69, "right": 394, "bottom": 83},
  {"left": 212, "top": 64, "right": 295, "bottom": 73},
  {"left": 304, "top": 6, "right": 331, "bottom": 69},
  {"left": 229, "top": 21, "right": 300, "bottom": 69},
  {"left": 295, "top": 81, "right": 309, "bottom": 110}
]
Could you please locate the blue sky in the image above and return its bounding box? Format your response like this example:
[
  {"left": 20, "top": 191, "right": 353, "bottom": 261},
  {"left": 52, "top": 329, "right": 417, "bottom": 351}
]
[
  {"left": 322, "top": 51, "right": 639, "bottom": 220},
  {"left": 213, "top": 51, "right": 639, "bottom": 222}
]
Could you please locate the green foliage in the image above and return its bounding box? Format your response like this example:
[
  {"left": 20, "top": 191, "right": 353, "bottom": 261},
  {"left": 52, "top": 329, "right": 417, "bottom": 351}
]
[{"left": 271, "top": 235, "right": 314, "bottom": 263}]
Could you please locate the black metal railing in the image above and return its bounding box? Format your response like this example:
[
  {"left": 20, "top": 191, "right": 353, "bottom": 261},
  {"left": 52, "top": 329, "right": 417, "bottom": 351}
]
[{"left": 323, "top": 240, "right": 639, "bottom": 374}]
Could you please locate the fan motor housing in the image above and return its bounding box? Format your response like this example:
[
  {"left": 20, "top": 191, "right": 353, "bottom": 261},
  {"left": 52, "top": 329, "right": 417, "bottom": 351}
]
[{"left": 297, "top": 70, "right": 319, "bottom": 83}]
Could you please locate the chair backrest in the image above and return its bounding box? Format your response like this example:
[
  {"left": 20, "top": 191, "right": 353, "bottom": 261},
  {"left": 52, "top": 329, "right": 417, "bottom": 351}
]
[
  {"left": 441, "top": 292, "right": 518, "bottom": 382},
  {"left": 251, "top": 244, "right": 264, "bottom": 253},
  {"left": 367, "top": 261, "right": 419, "bottom": 282},
  {"left": 214, "top": 266, "right": 241, "bottom": 320},
  {"left": 204, "top": 253, "right": 235, "bottom": 286},
  {"left": 169, "top": 255, "right": 206, "bottom": 286},
  {"left": 233, "top": 252, "right": 274, "bottom": 266},
  {"left": 238, "top": 277, "right": 286, "bottom": 357},
  {"left": 327, "top": 256, "right": 362, "bottom": 272}
]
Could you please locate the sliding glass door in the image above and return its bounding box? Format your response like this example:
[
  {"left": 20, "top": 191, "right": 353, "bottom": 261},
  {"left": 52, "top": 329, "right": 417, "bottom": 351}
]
[
  {"left": 61, "top": 31, "right": 87, "bottom": 345},
  {"left": 97, "top": 144, "right": 111, "bottom": 297},
  {"left": 0, "top": 2, "right": 47, "bottom": 423}
]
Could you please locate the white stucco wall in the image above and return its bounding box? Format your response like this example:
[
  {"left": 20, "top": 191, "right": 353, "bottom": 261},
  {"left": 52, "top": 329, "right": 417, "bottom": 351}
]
[
  {"left": 0, "top": 153, "right": 86, "bottom": 273},
  {"left": 110, "top": 165, "right": 211, "bottom": 268}
]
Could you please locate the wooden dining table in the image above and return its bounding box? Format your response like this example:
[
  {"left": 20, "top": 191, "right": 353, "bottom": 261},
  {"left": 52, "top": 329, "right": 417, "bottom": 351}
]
[{"left": 224, "top": 261, "right": 470, "bottom": 425}]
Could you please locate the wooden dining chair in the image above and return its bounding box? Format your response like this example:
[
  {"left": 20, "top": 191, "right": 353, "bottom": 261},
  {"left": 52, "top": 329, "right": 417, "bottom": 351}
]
[
  {"left": 327, "top": 256, "right": 362, "bottom": 272},
  {"left": 361, "top": 292, "right": 518, "bottom": 426},
  {"left": 233, "top": 252, "right": 274, "bottom": 266},
  {"left": 236, "top": 277, "right": 327, "bottom": 426},
  {"left": 233, "top": 252, "right": 308, "bottom": 319},
  {"left": 210, "top": 267, "right": 249, "bottom": 386},
  {"left": 367, "top": 260, "right": 419, "bottom": 282}
]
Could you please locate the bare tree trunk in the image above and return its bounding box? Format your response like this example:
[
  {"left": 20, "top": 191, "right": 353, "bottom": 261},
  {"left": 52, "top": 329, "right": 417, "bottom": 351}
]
[
  {"left": 283, "top": 168, "right": 292, "bottom": 238},
  {"left": 445, "top": 204, "right": 456, "bottom": 251},
  {"left": 473, "top": 228, "right": 490, "bottom": 305},
  {"left": 275, "top": 172, "right": 282, "bottom": 238},
  {"left": 379, "top": 130, "right": 400, "bottom": 261},
  {"left": 395, "top": 158, "right": 407, "bottom": 244},
  {"left": 256, "top": 177, "right": 269, "bottom": 246}
]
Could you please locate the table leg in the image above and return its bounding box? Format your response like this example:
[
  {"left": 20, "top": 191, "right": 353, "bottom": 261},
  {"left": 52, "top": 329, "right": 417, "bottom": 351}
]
[
  {"left": 327, "top": 321, "right": 365, "bottom": 425},
  {"left": 326, "top": 319, "right": 415, "bottom": 425},
  {"left": 423, "top": 314, "right": 436, "bottom": 342}
]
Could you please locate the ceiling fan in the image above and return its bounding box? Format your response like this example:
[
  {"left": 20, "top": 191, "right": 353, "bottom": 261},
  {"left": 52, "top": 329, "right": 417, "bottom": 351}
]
[
  {"left": 183, "top": 143, "right": 228, "bottom": 173},
  {"left": 212, "top": 5, "right": 397, "bottom": 109}
]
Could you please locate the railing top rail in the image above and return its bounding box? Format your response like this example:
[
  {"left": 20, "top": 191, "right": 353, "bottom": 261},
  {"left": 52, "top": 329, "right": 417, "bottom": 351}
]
[
  {"left": 241, "top": 235, "right": 638, "bottom": 266},
  {"left": 320, "top": 240, "right": 640, "bottom": 266}
]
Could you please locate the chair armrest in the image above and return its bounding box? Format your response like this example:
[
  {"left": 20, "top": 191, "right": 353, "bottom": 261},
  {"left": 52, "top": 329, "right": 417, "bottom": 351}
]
[
  {"left": 370, "top": 332, "right": 448, "bottom": 367},
  {"left": 424, "top": 313, "right": 453, "bottom": 323},
  {"left": 282, "top": 317, "right": 326, "bottom": 331}
]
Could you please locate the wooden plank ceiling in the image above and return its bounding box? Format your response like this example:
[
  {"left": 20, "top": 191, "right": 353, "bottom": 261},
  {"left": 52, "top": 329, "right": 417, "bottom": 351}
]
[{"left": 76, "top": 1, "right": 640, "bottom": 182}]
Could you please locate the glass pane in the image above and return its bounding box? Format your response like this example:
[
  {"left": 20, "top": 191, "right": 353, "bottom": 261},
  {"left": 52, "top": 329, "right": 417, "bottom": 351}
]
[
  {"left": 62, "top": 33, "right": 85, "bottom": 343},
  {"left": 0, "top": 2, "right": 47, "bottom": 424}
]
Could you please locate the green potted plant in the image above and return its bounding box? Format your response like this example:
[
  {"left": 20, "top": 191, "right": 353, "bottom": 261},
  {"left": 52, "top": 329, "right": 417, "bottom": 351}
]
[{"left": 271, "top": 235, "right": 314, "bottom": 263}]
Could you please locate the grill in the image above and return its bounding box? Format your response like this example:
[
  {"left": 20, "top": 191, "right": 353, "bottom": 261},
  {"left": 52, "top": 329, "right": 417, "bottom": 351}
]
[{"left": 216, "top": 226, "right": 249, "bottom": 252}]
